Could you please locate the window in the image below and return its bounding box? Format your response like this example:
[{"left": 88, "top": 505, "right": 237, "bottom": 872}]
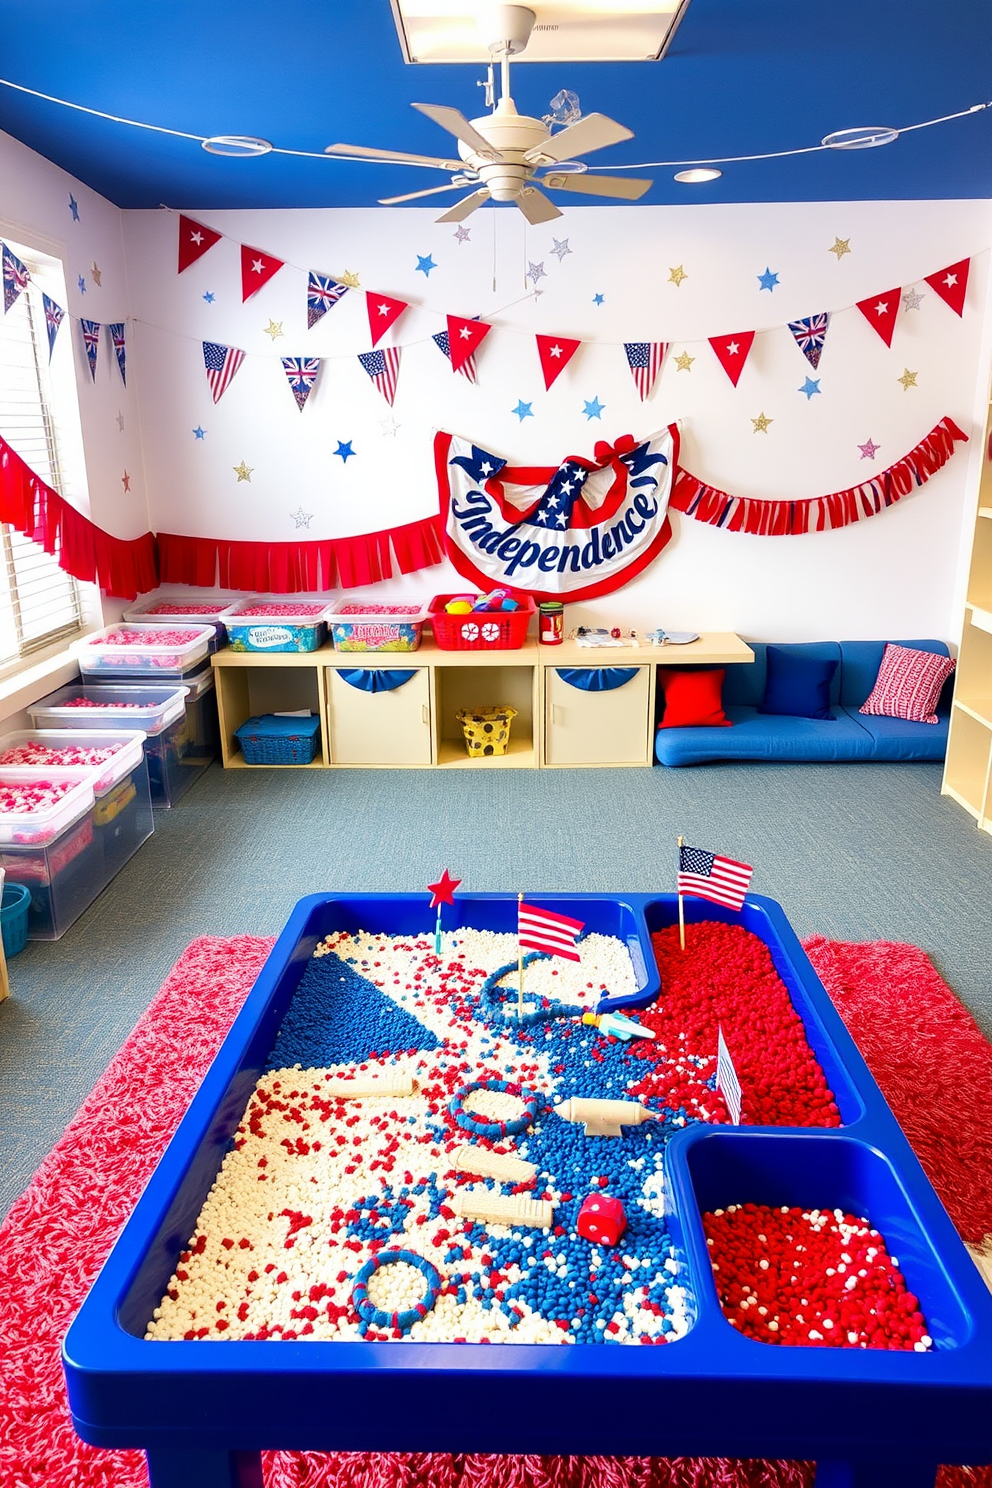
[{"left": 0, "top": 234, "right": 86, "bottom": 676}]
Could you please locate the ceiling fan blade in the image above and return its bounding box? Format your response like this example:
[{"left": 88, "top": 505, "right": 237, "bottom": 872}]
[
  {"left": 324, "top": 142, "right": 462, "bottom": 170},
  {"left": 379, "top": 181, "right": 472, "bottom": 205},
  {"left": 542, "top": 172, "right": 652, "bottom": 200},
  {"left": 412, "top": 103, "right": 499, "bottom": 161},
  {"left": 525, "top": 112, "right": 633, "bottom": 164},
  {"left": 435, "top": 189, "right": 491, "bottom": 223},
  {"left": 516, "top": 187, "right": 563, "bottom": 225}
]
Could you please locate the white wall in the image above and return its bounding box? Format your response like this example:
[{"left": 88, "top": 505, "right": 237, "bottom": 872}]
[
  {"left": 122, "top": 198, "right": 992, "bottom": 642},
  {"left": 0, "top": 128, "right": 149, "bottom": 553}
]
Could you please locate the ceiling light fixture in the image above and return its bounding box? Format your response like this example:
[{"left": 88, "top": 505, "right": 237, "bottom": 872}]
[
  {"left": 821, "top": 126, "right": 899, "bottom": 150},
  {"left": 388, "top": 0, "right": 693, "bottom": 64},
  {"left": 673, "top": 166, "right": 721, "bottom": 183},
  {"left": 201, "top": 135, "right": 273, "bottom": 157}
]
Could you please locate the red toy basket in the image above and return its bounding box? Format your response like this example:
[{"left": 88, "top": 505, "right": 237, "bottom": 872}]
[{"left": 428, "top": 594, "right": 535, "bottom": 651}]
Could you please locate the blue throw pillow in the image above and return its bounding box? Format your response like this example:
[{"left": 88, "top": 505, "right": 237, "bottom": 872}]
[{"left": 758, "top": 646, "right": 838, "bottom": 721}]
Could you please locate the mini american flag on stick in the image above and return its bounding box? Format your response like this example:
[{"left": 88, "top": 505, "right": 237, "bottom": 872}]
[
  {"left": 716, "top": 1025, "right": 742, "bottom": 1125},
  {"left": 517, "top": 896, "right": 585, "bottom": 1018},
  {"left": 623, "top": 342, "right": 666, "bottom": 401},
  {"left": 202, "top": 341, "right": 245, "bottom": 404},
  {"left": 676, "top": 836, "right": 753, "bottom": 950},
  {"left": 357, "top": 347, "right": 400, "bottom": 406}
]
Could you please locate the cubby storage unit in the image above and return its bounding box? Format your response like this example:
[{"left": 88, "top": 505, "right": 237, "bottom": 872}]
[
  {"left": 212, "top": 634, "right": 753, "bottom": 770},
  {"left": 942, "top": 398, "right": 992, "bottom": 832},
  {"left": 63, "top": 892, "right": 992, "bottom": 1488}
]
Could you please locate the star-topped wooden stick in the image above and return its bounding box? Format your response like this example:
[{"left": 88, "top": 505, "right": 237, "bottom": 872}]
[{"left": 427, "top": 868, "right": 461, "bottom": 955}]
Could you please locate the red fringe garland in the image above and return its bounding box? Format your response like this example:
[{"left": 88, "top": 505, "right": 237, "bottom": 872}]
[
  {"left": 0, "top": 436, "right": 158, "bottom": 600},
  {"left": 671, "top": 417, "right": 969, "bottom": 536},
  {"left": 156, "top": 515, "right": 445, "bottom": 592},
  {"left": 0, "top": 416, "right": 970, "bottom": 602}
]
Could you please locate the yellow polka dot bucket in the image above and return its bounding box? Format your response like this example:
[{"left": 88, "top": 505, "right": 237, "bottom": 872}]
[{"left": 455, "top": 705, "right": 517, "bottom": 758}]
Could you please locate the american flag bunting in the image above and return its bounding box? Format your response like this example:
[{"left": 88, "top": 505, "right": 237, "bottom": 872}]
[
  {"left": 677, "top": 843, "right": 753, "bottom": 911},
  {"left": 202, "top": 340, "right": 246, "bottom": 404},
  {"left": 623, "top": 342, "right": 666, "bottom": 400},
  {"left": 433, "top": 329, "right": 477, "bottom": 383},
  {"left": 518, "top": 901, "right": 585, "bottom": 962},
  {"left": 281, "top": 356, "right": 321, "bottom": 411},
  {"left": 357, "top": 347, "right": 400, "bottom": 406}
]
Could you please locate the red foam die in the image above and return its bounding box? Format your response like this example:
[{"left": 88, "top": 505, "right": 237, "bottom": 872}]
[{"left": 577, "top": 1192, "right": 627, "bottom": 1247}]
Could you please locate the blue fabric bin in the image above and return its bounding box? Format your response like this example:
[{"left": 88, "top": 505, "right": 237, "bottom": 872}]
[{"left": 234, "top": 714, "right": 321, "bottom": 765}]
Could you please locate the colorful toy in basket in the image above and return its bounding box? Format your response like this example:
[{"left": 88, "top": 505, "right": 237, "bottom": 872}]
[
  {"left": 224, "top": 600, "right": 330, "bottom": 653},
  {"left": 429, "top": 593, "right": 535, "bottom": 650},
  {"left": 329, "top": 600, "right": 429, "bottom": 653}
]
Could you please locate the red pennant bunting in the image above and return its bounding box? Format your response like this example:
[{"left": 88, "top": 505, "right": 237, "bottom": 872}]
[
  {"left": 856, "top": 289, "right": 900, "bottom": 347},
  {"left": 177, "top": 215, "right": 222, "bottom": 274},
  {"left": 536, "top": 334, "right": 581, "bottom": 390},
  {"left": 708, "top": 330, "right": 756, "bottom": 387},
  {"left": 366, "top": 292, "right": 410, "bottom": 347},
  {"left": 240, "top": 244, "right": 285, "bottom": 301},
  {"left": 924, "top": 258, "right": 970, "bottom": 317},
  {"left": 447, "top": 315, "right": 491, "bottom": 374}
]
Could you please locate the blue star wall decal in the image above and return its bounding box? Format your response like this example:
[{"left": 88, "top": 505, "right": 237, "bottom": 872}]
[
  {"left": 799, "top": 377, "right": 822, "bottom": 400},
  {"left": 758, "top": 267, "right": 780, "bottom": 292},
  {"left": 77, "top": 275, "right": 86, "bottom": 293},
  {"left": 416, "top": 254, "right": 436, "bottom": 276},
  {"left": 583, "top": 396, "right": 605, "bottom": 420},
  {"left": 512, "top": 400, "right": 534, "bottom": 421},
  {"left": 203, "top": 290, "right": 216, "bottom": 304},
  {"left": 68, "top": 194, "right": 79, "bottom": 221},
  {"left": 335, "top": 440, "right": 355, "bottom": 462},
  {"left": 551, "top": 238, "right": 571, "bottom": 262},
  {"left": 527, "top": 261, "right": 546, "bottom": 285},
  {"left": 192, "top": 426, "right": 207, "bottom": 439},
  {"left": 592, "top": 293, "right": 605, "bottom": 306}
]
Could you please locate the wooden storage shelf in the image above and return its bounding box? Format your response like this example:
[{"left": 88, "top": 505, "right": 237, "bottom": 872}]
[{"left": 212, "top": 631, "right": 754, "bottom": 771}]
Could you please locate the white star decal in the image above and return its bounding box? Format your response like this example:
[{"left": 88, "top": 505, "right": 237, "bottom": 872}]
[
  {"left": 458, "top": 327, "right": 472, "bottom": 339},
  {"left": 190, "top": 231, "right": 203, "bottom": 245},
  {"left": 377, "top": 302, "right": 391, "bottom": 315},
  {"left": 726, "top": 341, "right": 739, "bottom": 355},
  {"left": 944, "top": 273, "right": 957, "bottom": 287},
  {"left": 873, "top": 301, "right": 889, "bottom": 316},
  {"left": 549, "top": 344, "right": 563, "bottom": 358},
  {"left": 251, "top": 258, "right": 265, "bottom": 274}
]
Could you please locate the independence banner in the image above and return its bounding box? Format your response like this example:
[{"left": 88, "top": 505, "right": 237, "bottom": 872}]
[{"left": 434, "top": 425, "right": 678, "bottom": 602}]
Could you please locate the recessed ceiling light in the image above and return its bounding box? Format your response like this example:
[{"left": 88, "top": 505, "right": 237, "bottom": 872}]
[
  {"left": 821, "top": 126, "right": 899, "bottom": 150},
  {"left": 674, "top": 166, "right": 722, "bottom": 183},
  {"left": 201, "top": 136, "right": 273, "bottom": 157}
]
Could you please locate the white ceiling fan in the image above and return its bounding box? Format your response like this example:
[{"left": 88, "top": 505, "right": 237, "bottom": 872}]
[{"left": 324, "top": 4, "right": 652, "bottom": 224}]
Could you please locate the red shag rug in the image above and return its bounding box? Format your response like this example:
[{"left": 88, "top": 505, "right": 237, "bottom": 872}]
[{"left": 1, "top": 934, "right": 990, "bottom": 1488}]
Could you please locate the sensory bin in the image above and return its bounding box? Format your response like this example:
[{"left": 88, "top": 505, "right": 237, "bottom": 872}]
[
  {"left": 0, "top": 729, "right": 146, "bottom": 796},
  {"left": 328, "top": 599, "right": 429, "bottom": 653},
  {"left": 225, "top": 599, "right": 330, "bottom": 653},
  {"left": 144, "top": 914, "right": 888, "bottom": 1348},
  {"left": 74, "top": 623, "right": 215, "bottom": 677}
]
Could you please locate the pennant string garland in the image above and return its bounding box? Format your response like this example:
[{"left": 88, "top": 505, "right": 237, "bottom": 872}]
[
  {"left": 357, "top": 347, "right": 401, "bottom": 406},
  {"left": 925, "top": 258, "right": 970, "bottom": 316},
  {"left": 178, "top": 215, "right": 223, "bottom": 274},
  {"left": 432, "top": 330, "right": 477, "bottom": 383},
  {"left": 446, "top": 314, "right": 490, "bottom": 374},
  {"left": 80, "top": 319, "right": 100, "bottom": 380},
  {"left": 788, "top": 314, "right": 829, "bottom": 370},
  {"left": 856, "top": 289, "right": 901, "bottom": 347},
  {"left": 281, "top": 356, "right": 321, "bottom": 412},
  {"left": 624, "top": 342, "right": 666, "bottom": 400},
  {"left": 708, "top": 330, "right": 756, "bottom": 387},
  {"left": 2, "top": 243, "right": 29, "bottom": 314},
  {"left": 108, "top": 323, "right": 127, "bottom": 386},
  {"left": 202, "top": 340, "right": 246, "bottom": 403},
  {"left": 42, "top": 294, "right": 65, "bottom": 360},
  {"left": 307, "top": 272, "right": 349, "bottom": 329},
  {"left": 240, "top": 243, "right": 285, "bottom": 302},
  {"left": 536, "top": 333, "right": 581, "bottom": 390},
  {"left": 366, "top": 292, "right": 409, "bottom": 348},
  {"left": 670, "top": 417, "right": 968, "bottom": 536}
]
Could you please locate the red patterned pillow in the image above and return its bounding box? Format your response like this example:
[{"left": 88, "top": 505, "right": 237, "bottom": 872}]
[{"left": 859, "top": 644, "right": 955, "bottom": 724}]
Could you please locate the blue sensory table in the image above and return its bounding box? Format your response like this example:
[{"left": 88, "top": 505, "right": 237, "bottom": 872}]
[{"left": 63, "top": 893, "right": 992, "bottom": 1488}]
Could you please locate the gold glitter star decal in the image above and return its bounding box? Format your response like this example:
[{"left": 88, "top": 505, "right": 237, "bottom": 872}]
[
  {"left": 674, "top": 351, "right": 694, "bottom": 372},
  {"left": 828, "top": 237, "right": 851, "bottom": 260},
  {"left": 751, "top": 412, "right": 773, "bottom": 433},
  {"left": 897, "top": 368, "right": 918, "bottom": 391},
  {"left": 340, "top": 269, "right": 361, "bottom": 288},
  {"left": 233, "top": 460, "right": 254, "bottom": 482},
  {"left": 668, "top": 265, "right": 687, "bottom": 287},
  {"left": 91, "top": 262, "right": 102, "bottom": 286},
  {"left": 263, "top": 320, "right": 284, "bottom": 341}
]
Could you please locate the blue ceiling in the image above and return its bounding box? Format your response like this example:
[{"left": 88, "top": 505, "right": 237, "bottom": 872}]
[{"left": 0, "top": 1, "right": 990, "bottom": 210}]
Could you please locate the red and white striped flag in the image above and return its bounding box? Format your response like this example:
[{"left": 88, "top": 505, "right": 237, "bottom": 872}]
[
  {"left": 202, "top": 341, "right": 246, "bottom": 404},
  {"left": 518, "top": 901, "right": 584, "bottom": 961},
  {"left": 623, "top": 342, "right": 666, "bottom": 401},
  {"left": 678, "top": 843, "right": 753, "bottom": 911},
  {"left": 357, "top": 347, "right": 400, "bottom": 405}
]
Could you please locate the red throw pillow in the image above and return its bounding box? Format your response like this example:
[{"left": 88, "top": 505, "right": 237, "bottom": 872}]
[
  {"left": 657, "top": 668, "right": 731, "bottom": 728},
  {"left": 859, "top": 644, "right": 955, "bottom": 724}
]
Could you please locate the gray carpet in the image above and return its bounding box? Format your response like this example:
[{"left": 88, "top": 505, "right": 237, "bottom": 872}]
[{"left": 1, "top": 757, "right": 990, "bottom": 1219}]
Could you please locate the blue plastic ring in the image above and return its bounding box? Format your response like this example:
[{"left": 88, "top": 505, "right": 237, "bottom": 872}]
[
  {"left": 351, "top": 1248, "right": 442, "bottom": 1333},
  {"left": 449, "top": 1078, "right": 539, "bottom": 1138}
]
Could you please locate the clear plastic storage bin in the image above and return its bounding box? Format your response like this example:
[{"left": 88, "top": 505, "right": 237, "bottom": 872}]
[
  {"left": 0, "top": 765, "right": 105, "bottom": 939},
  {"left": 0, "top": 729, "right": 146, "bottom": 797},
  {"left": 179, "top": 663, "right": 220, "bottom": 767},
  {"left": 123, "top": 595, "right": 234, "bottom": 649},
  {"left": 93, "top": 754, "right": 154, "bottom": 877},
  {"left": 222, "top": 598, "right": 331, "bottom": 653},
  {"left": 0, "top": 766, "right": 96, "bottom": 845},
  {"left": 327, "top": 598, "right": 430, "bottom": 653},
  {"left": 73, "top": 623, "right": 215, "bottom": 678}
]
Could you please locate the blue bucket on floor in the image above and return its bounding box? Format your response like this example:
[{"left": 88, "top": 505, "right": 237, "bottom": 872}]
[{"left": 1, "top": 881, "right": 31, "bottom": 957}]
